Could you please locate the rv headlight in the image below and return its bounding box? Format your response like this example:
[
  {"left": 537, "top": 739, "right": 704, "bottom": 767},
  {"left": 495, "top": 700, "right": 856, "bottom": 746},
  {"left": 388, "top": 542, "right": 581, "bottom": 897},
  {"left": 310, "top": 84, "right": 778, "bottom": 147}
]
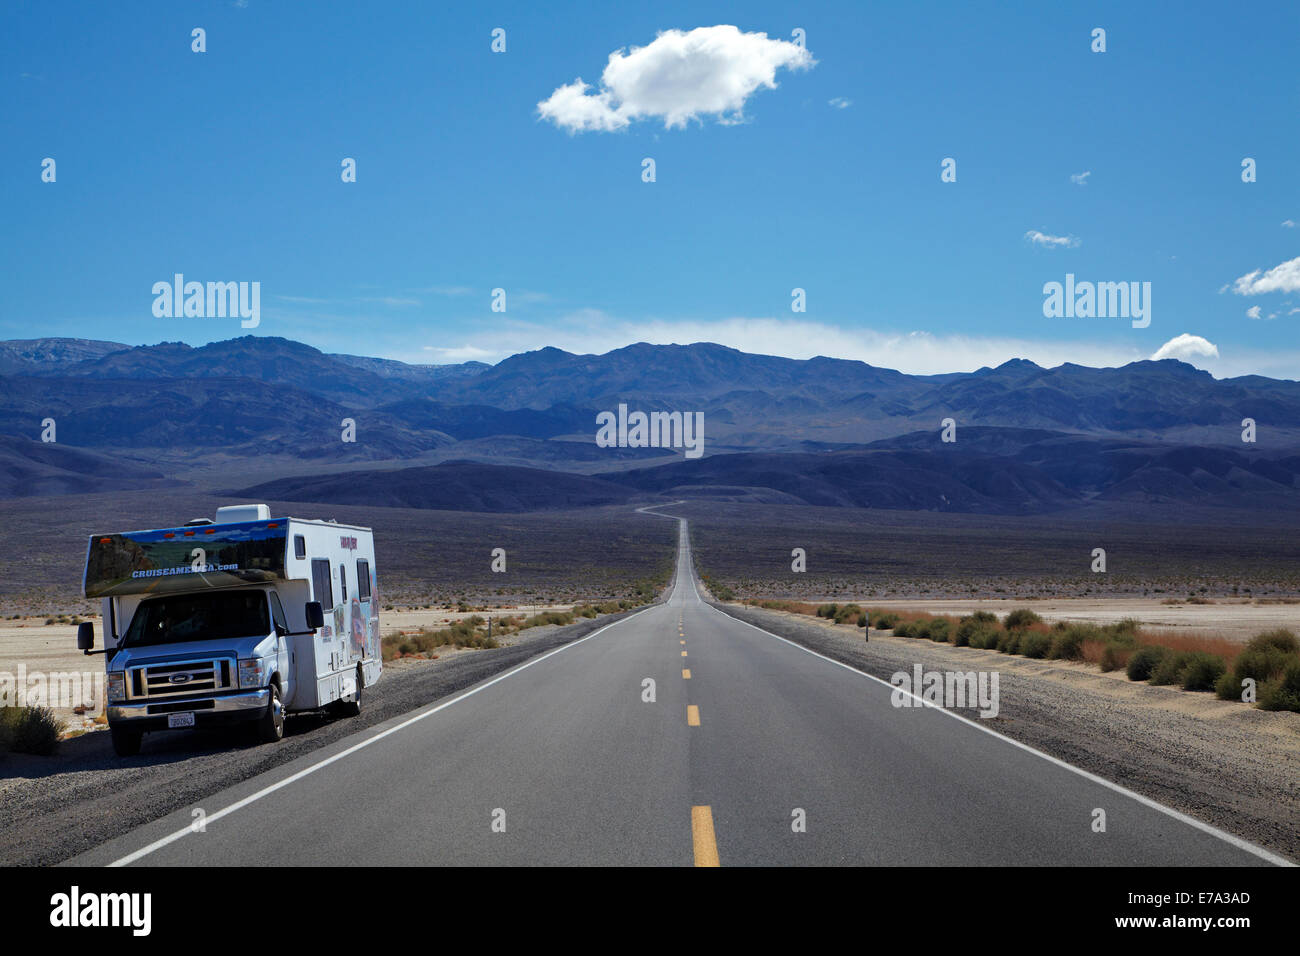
[
  {"left": 238, "top": 658, "right": 269, "bottom": 689},
  {"left": 106, "top": 671, "right": 126, "bottom": 703}
]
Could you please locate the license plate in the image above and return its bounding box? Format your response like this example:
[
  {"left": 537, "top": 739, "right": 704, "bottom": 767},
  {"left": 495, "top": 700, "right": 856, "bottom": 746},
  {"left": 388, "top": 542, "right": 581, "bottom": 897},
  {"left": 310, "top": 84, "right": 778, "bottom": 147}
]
[{"left": 167, "top": 712, "right": 196, "bottom": 729}]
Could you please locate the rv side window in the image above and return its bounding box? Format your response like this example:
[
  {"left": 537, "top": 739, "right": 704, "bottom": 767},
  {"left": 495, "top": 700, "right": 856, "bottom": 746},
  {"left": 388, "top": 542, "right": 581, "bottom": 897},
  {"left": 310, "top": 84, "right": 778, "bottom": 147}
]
[
  {"left": 339, "top": 564, "right": 348, "bottom": 602},
  {"left": 311, "top": 559, "right": 334, "bottom": 611},
  {"left": 356, "top": 559, "right": 371, "bottom": 600},
  {"left": 269, "top": 592, "right": 288, "bottom": 634},
  {"left": 294, "top": 535, "right": 306, "bottom": 559}
]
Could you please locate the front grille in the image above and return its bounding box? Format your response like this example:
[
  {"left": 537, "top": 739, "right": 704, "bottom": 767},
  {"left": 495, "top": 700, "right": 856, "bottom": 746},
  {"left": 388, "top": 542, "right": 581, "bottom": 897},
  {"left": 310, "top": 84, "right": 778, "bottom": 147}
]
[{"left": 128, "top": 659, "right": 233, "bottom": 700}]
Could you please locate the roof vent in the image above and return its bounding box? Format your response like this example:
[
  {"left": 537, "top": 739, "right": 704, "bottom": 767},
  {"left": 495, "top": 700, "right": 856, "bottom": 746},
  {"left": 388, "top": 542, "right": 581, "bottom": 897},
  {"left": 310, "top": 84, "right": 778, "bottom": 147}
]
[{"left": 215, "top": 503, "right": 271, "bottom": 524}]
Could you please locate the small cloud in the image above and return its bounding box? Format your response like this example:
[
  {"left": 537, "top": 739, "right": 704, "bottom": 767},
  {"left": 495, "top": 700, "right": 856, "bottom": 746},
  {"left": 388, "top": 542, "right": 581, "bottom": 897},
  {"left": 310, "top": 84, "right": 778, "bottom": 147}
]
[
  {"left": 1246, "top": 305, "right": 1262, "bottom": 319},
  {"left": 1024, "top": 229, "right": 1080, "bottom": 249},
  {"left": 414, "top": 285, "right": 473, "bottom": 297},
  {"left": 1282, "top": 219, "right": 1296, "bottom": 228},
  {"left": 422, "top": 345, "right": 496, "bottom": 363},
  {"left": 828, "top": 96, "right": 852, "bottom": 109},
  {"left": 538, "top": 25, "right": 815, "bottom": 133},
  {"left": 1151, "top": 333, "right": 1219, "bottom": 362},
  {"left": 1232, "top": 256, "right": 1300, "bottom": 295},
  {"left": 275, "top": 294, "right": 330, "bottom": 305},
  {"left": 1070, "top": 171, "right": 1091, "bottom": 186}
]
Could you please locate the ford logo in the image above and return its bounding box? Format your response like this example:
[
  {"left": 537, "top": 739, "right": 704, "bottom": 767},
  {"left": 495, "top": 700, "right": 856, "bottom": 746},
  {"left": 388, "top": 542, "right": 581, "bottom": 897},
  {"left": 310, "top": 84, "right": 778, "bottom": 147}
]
[{"left": 168, "top": 673, "right": 192, "bottom": 684}]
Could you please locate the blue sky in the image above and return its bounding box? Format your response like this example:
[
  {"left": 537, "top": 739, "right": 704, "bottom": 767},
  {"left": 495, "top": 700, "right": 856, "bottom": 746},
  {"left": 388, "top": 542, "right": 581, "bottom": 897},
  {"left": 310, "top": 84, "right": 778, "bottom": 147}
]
[{"left": 2, "top": 0, "right": 1298, "bottom": 377}]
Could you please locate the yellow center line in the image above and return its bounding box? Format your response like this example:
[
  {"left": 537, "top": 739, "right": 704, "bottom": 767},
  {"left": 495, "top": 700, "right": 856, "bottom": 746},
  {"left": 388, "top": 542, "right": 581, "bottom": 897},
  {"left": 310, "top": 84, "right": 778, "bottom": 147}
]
[
  {"left": 681, "top": 650, "right": 688, "bottom": 657},
  {"left": 682, "top": 668, "right": 691, "bottom": 679},
  {"left": 680, "top": 639, "right": 685, "bottom": 644},
  {"left": 691, "top": 806, "right": 720, "bottom": 867},
  {"left": 687, "top": 704, "right": 700, "bottom": 726}
]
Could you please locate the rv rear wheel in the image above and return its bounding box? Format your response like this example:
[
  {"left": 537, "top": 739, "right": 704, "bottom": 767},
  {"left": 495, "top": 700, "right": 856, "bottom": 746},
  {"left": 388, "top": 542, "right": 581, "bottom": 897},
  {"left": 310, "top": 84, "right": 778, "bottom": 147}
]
[
  {"left": 259, "top": 683, "right": 285, "bottom": 743},
  {"left": 334, "top": 669, "right": 362, "bottom": 719},
  {"left": 110, "top": 724, "right": 143, "bottom": 757}
]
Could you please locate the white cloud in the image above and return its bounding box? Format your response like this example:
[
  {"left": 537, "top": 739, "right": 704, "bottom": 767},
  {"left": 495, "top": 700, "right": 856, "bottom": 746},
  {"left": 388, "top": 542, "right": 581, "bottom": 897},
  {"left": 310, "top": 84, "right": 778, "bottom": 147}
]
[
  {"left": 828, "top": 96, "right": 852, "bottom": 109},
  {"left": 1232, "top": 256, "right": 1300, "bottom": 295},
  {"left": 1282, "top": 220, "right": 1296, "bottom": 228},
  {"left": 363, "top": 313, "right": 1300, "bottom": 379},
  {"left": 1246, "top": 305, "right": 1262, "bottom": 319},
  {"left": 1070, "top": 171, "right": 1091, "bottom": 185},
  {"left": 1024, "top": 229, "right": 1080, "bottom": 248},
  {"left": 537, "top": 25, "right": 814, "bottom": 133},
  {"left": 421, "top": 345, "right": 496, "bottom": 363},
  {"left": 1151, "top": 333, "right": 1219, "bottom": 362},
  {"left": 409, "top": 315, "right": 1145, "bottom": 375}
]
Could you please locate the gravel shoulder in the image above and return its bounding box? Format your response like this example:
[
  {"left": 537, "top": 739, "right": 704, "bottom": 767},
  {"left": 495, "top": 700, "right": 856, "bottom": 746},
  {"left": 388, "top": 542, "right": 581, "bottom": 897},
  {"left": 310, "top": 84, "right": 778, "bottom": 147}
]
[
  {"left": 709, "top": 600, "right": 1300, "bottom": 864},
  {"left": 0, "top": 607, "right": 649, "bottom": 866}
]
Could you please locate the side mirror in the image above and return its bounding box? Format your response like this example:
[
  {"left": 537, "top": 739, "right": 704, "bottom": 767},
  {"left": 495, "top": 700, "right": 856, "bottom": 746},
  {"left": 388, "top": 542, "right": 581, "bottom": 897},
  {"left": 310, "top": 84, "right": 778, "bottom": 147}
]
[
  {"left": 304, "top": 601, "right": 324, "bottom": 630},
  {"left": 77, "top": 621, "right": 95, "bottom": 651}
]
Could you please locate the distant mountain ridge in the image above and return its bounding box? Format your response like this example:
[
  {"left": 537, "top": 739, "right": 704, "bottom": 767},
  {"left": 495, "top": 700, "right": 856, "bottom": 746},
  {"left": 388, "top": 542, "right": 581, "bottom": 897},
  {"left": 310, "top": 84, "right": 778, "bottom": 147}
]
[{"left": 3, "top": 335, "right": 1300, "bottom": 503}]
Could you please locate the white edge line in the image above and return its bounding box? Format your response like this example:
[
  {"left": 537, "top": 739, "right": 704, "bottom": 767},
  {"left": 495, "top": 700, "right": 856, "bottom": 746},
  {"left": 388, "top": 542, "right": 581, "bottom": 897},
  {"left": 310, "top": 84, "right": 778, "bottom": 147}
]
[
  {"left": 701, "top": 585, "right": 1295, "bottom": 868},
  {"left": 108, "top": 605, "right": 655, "bottom": 867}
]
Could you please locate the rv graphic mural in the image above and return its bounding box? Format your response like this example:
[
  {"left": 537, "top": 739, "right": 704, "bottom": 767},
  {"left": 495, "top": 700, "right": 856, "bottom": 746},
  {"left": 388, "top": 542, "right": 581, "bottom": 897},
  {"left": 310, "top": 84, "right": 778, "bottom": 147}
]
[{"left": 84, "top": 521, "right": 288, "bottom": 598}]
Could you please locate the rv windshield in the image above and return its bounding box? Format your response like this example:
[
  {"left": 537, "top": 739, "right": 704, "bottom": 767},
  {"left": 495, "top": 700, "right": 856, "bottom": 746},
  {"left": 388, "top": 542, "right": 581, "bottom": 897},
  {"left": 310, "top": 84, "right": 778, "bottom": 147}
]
[{"left": 123, "top": 590, "right": 271, "bottom": 648}]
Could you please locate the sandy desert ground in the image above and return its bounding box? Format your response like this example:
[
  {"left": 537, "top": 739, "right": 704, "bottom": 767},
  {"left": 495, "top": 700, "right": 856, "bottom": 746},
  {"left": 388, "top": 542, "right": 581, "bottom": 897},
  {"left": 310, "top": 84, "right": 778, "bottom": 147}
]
[{"left": 841, "top": 597, "right": 1299, "bottom": 642}]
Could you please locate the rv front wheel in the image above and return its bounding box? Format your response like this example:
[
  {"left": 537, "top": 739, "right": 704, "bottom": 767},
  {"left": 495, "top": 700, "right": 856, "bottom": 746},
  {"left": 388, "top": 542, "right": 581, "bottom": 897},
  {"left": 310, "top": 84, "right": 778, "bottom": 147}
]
[{"left": 259, "top": 683, "right": 285, "bottom": 743}]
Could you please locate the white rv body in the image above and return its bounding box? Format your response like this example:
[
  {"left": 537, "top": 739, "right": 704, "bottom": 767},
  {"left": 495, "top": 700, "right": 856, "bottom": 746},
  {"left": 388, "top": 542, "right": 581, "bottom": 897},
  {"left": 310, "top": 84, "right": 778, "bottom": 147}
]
[{"left": 81, "top": 506, "right": 381, "bottom": 755}]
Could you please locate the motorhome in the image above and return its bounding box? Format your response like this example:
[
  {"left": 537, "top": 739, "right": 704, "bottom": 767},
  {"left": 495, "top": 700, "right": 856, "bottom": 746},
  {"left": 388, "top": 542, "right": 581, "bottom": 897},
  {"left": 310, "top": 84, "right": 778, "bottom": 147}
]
[{"left": 77, "top": 504, "right": 382, "bottom": 756}]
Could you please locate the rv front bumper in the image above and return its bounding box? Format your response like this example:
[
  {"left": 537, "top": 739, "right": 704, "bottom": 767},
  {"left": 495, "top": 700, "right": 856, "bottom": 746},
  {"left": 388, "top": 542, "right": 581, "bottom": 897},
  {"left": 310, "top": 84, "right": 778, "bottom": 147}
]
[{"left": 107, "top": 688, "right": 270, "bottom": 729}]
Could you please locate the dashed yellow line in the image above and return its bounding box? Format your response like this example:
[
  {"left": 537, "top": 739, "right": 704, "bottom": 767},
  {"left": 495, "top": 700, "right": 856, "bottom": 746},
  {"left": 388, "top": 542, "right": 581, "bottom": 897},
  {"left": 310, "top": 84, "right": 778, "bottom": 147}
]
[
  {"left": 680, "top": 639, "right": 685, "bottom": 645},
  {"left": 681, "top": 650, "right": 688, "bottom": 657},
  {"left": 691, "top": 806, "right": 720, "bottom": 866},
  {"left": 682, "top": 668, "right": 691, "bottom": 679},
  {"left": 687, "top": 705, "right": 700, "bottom": 726}
]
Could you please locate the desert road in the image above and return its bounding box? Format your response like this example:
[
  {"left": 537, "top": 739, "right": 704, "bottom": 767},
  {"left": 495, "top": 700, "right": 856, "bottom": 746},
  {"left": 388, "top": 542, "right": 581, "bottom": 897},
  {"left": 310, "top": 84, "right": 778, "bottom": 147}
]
[{"left": 71, "top": 515, "right": 1285, "bottom": 867}]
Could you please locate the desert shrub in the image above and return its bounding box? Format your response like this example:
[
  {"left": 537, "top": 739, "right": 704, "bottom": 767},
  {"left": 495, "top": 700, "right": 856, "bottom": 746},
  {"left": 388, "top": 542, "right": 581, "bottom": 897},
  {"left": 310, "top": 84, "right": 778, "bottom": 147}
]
[
  {"left": 1149, "top": 651, "right": 1195, "bottom": 686},
  {"left": 1180, "top": 653, "right": 1227, "bottom": 691},
  {"left": 816, "top": 603, "right": 839, "bottom": 619},
  {"left": 967, "top": 625, "right": 1003, "bottom": 650},
  {"left": 996, "top": 629, "right": 1022, "bottom": 654},
  {"left": 1245, "top": 629, "right": 1300, "bottom": 656},
  {"left": 1230, "top": 647, "right": 1293, "bottom": 687},
  {"left": 1004, "top": 608, "right": 1042, "bottom": 630},
  {"left": 1215, "top": 670, "right": 1245, "bottom": 701},
  {"left": 1258, "top": 661, "right": 1300, "bottom": 712},
  {"left": 0, "top": 706, "right": 62, "bottom": 756},
  {"left": 1098, "top": 643, "right": 1126, "bottom": 672},
  {"left": 857, "top": 615, "right": 868, "bottom": 628},
  {"left": 833, "top": 604, "right": 864, "bottom": 625},
  {"left": 1048, "top": 624, "right": 1093, "bottom": 660},
  {"left": 954, "top": 612, "right": 997, "bottom": 647},
  {"left": 1105, "top": 619, "right": 1141, "bottom": 642},
  {"left": 893, "top": 620, "right": 916, "bottom": 638},
  {"left": 927, "top": 618, "right": 951, "bottom": 642},
  {"left": 1019, "top": 631, "right": 1052, "bottom": 659},
  {"left": 1126, "top": 645, "right": 1167, "bottom": 682},
  {"left": 870, "top": 611, "right": 901, "bottom": 630}
]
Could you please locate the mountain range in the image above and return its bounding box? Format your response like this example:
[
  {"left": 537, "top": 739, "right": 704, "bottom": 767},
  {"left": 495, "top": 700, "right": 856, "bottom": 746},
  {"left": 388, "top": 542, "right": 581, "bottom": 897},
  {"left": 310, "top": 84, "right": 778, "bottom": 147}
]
[{"left": 3, "top": 335, "right": 1299, "bottom": 512}]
